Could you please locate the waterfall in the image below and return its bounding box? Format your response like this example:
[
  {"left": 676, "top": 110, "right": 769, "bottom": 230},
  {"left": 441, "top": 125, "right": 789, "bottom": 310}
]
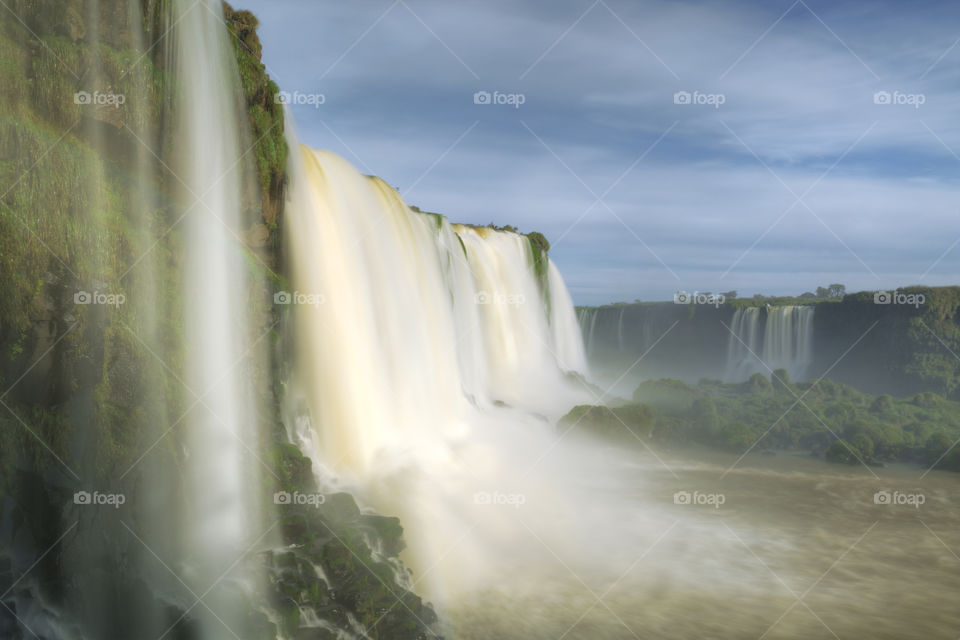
[
  {"left": 725, "top": 306, "right": 815, "bottom": 381},
  {"left": 577, "top": 307, "right": 598, "bottom": 355},
  {"left": 170, "top": 0, "right": 260, "bottom": 633},
  {"left": 285, "top": 141, "right": 591, "bottom": 605},
  {"left": 549, "top": 263, "right": 589, "bottom": 375},
  {"left": 762, "top": 305, "right": 815, "bottom": 378},
  {"left": 725, "top": 307, "right": 762, "bottom": 381}
]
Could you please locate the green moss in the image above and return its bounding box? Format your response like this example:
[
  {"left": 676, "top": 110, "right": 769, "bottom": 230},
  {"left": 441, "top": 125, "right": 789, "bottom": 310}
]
[
  {"left": 223, "top": 3, "right": 288, "bottom": 224},
  {"left": 525, "top": 230, "right": 550, "bottom": 281}
]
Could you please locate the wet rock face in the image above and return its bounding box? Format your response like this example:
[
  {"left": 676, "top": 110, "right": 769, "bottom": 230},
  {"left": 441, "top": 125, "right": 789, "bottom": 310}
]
[
  {"left": 223, "top": 0, "right": 288, "bottom": 244},
  {"left": 267, "top": 445, "right": 440, "bottom": 640},
  {"left": 7, "top": 0, "right": 137, "bottom": 47}
]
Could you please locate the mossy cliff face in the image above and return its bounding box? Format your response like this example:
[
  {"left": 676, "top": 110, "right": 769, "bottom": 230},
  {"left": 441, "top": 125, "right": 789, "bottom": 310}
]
[
  {"left": 0, "top": 0, "right": 180, "bottom": 493},
  {"left": 0, "top": 3, "right": 436, "bottom": 639},
  {"left": 812, "top": 287, "right": 960, "bottom": 399},
  {"left": 0, "top": 3, "right": 189, "bottom": 634},
  {"left": 222, "top": 1, "right": 288, "bottom": 256}
]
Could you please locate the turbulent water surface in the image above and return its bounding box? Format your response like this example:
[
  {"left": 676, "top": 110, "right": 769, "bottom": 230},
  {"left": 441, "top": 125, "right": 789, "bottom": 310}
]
[{"left": 444, "top": 446, "right": 960, "bottom": 639}]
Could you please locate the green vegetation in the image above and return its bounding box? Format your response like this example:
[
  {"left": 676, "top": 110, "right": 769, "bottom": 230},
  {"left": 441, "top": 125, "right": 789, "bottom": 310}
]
[
  {"left": 819, "top": 286, "right": 960, "bottom": 400},
  {"left": 561, "top": 372, "right": 960, "bottom": 470},
  {"left": 591, "top": 283, "right": 848, "bottom": 309},
  {"left": 526, "top": 230, "right": 550, "bottom": 281},
  {"left": 266, "top": 444, "right": 437, "bottom": 639},
  {"left": 0, "top": 4, "right": 182, "bottom": 482},
  {"left": 411, "top": 211, "right": 553, "bottom": 285},
  {"left": 223, "top": 2, "right": 288, "bottom": 231}
]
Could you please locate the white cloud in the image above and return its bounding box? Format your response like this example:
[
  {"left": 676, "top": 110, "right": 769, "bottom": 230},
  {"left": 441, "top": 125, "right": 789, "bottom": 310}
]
[{"left": 243, "top": 0, "right": 960, "bottom": 304}]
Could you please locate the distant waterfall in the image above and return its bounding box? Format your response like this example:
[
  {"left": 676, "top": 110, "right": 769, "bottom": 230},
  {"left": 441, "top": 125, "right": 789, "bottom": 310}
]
[
  {"left": 725, "top": 307, "right": 762, "bottom": 381},
  {"left": 549, "top": 263, "right": 589, "bottom": 374},
  {"left": 578, "top": 307, "right": 598, "bottom": 354},
  {"left": 725, "top": 306, "right": 815, "bottom": 381}
]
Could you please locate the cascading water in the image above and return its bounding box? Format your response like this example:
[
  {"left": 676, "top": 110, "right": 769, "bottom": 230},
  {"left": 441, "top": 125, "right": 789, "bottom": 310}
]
[
  {"left": 170, "top": 0, "right": 260, "bottom": 633},
  {"left": 762, "top": 305, "right": 814, "bottom": 378},
  {"left": 548, "top": 263, "right": 589, "bottom": 375},
  {"left": 725, "top": 306, "right": 815, "bottom": 381},
  {"left": 284, "top": 137, "right": 597, "bottom": 617},
  {"left": 577, "top": 307, "right": 599, "bottom": 355},
  {"left": 725, "top": 306, "right": 762, "bottom": 381}
]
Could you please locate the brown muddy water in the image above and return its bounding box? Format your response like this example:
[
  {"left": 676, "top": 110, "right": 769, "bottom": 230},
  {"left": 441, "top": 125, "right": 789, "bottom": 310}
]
[{"left": 443, "top": 445, "right": 960, "bottom": 639}]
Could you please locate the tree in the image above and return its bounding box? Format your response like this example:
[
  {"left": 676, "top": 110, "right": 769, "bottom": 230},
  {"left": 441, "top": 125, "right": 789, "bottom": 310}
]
[{"left": 815, "top": 284, "right": 846, "bottom": 299}]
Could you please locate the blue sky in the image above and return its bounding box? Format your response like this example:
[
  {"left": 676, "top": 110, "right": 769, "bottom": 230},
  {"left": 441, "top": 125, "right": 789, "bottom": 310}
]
[{"left": 238, "top": 0, "right": 960, "bottom": 305}]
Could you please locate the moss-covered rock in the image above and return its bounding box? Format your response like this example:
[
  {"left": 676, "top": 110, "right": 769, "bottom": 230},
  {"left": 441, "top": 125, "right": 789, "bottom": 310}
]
[
  {"left": 267, "top": 443, "right": 439, "bottom": 639},
  {"left": 223, "top": 1, "right": 288, "bottom": 236}
]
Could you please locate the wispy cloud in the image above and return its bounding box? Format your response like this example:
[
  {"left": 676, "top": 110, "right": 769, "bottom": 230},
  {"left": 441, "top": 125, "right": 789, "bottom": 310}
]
[{"left": 244, "top": 0, "right": 960, "bottom": 304}]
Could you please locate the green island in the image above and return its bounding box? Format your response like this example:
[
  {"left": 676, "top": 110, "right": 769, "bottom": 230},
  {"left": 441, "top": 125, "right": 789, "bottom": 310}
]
[{"left": 561, "top": 371, "right": 960, "bottom": 471}]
